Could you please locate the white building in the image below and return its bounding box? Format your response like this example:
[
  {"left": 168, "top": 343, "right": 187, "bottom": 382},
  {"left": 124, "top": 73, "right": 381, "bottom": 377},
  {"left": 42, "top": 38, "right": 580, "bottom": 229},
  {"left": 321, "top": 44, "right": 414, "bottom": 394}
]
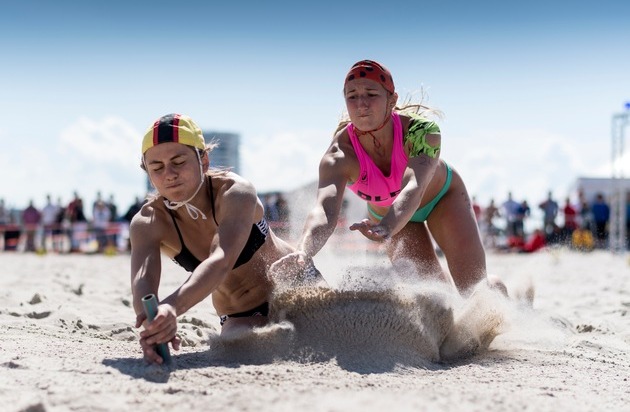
[{"left": 205, "top": 131, "right": 240, "bottom": 174}]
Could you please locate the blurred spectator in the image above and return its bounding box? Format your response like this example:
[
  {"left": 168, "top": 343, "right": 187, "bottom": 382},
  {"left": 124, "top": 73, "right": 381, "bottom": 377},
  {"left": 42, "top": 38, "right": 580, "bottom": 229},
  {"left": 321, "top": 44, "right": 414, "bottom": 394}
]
[
  {"left": 41, "top": 195, "right": 60, "bottom": 230},
  {"left": 93, "top": 191, "right": 104, "bottom": 213},
  {"left": 562, "top": 197, "right": 578, "bottom": 233},
  {"left": 121, "top": 196, "right": 146, "bottom": 251},
  {"left": 41, "top": 195, "right": 61, "bottom": 251},
  {"left": 92, "top": 200, "right": 112, "bottom": 252},
  {"left": 52, "top": 197, "right": 67, "bottom": 252},
  {"left": 263, "top": 194, "right": 280, "bottom": 222},
  {"left": 578, "top": 200, "right": 593, "bottom": 231},
  {"left": 66, "top": 191, "right": 87, "bottom": 252},
  {"left": 1, "top": 199, "right": 20, "bottom": 251},
  {"left": 22, "top": 200, "right": 42, "bottom": 252},
  {"left": 538, "top": 190, "right": 559, "bottom": 235},
  {"left": 498, "top": 228, "right": 546, "bottom": 254},
  {"left": 107, "top": 194, "right": 118, "bottom": 221},
  {"left": 591, "top": 193, "right": 610, "bottom": 249},
  {"left": 482, "top": 199, "right": 501, "bottom": 248},
  {"left": 106, "top": 193, "right": 119, "bottom": 248},
  {"left": 501, "top": 192, "right": 520, "bottom": 237},
  {"left": 0, "top": 198, "right": 8, "bottom": 226},
  {"left": 66, "top": 191, "right": 86, "bottom": 223},
  {"left": 521, "top": 229, "right": 547, "bottom": 253},
  {"left": 123, "top": 196, "right": 145, "bottom": 222},
  {"left": 514, "top": 200, "right": 530, "bottom": 238},
  {"left": 496, "top": 199, "right": 529, "bottom": 252}
]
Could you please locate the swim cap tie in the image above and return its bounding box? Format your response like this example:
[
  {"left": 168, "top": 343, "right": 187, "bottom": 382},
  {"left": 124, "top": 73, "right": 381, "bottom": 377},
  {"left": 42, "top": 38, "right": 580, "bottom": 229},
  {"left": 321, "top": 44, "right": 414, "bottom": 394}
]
[
  {"left": 162, "top": 148, "right": 207, "bottom": 220},
  {"left": 163, "top": 179, "right": 207, "bottom": 220},
  {"left": 354, "top": 114, "right": 391, "bottom": 155}
]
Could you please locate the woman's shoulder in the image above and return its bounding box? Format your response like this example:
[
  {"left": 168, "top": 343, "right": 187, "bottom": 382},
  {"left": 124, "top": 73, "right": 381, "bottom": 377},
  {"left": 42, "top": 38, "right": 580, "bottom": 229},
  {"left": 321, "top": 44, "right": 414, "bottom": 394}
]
[
  {"left": 210, "top": 170, "right": 253, "bottom": 188},
  {"left": 398, "top": 111, "right": 442, "bottom": 159},
  {"left": 321, "top": 128, "right": 355, "bottom": 167},
  {"left": 130, "top": 196, "right": 169, "bottom": 231},
  {"left": 398, "top": 112, "right": 440, "bottom": 133},
  {"left": 314, "top": 128, "right": 356, "bottom": 183},
  {"left": 330, "top": 126, "right": 356, "bottom": 155},
  {"left": 210, "top": 171, "right": 257, "bottom": 200}
]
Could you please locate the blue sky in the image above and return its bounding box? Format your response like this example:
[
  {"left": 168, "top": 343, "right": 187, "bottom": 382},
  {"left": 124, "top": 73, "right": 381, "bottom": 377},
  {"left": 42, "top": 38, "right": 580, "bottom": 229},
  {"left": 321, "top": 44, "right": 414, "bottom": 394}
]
[{"left": 1, "top": 1, "right": 629, "bottom": 218}]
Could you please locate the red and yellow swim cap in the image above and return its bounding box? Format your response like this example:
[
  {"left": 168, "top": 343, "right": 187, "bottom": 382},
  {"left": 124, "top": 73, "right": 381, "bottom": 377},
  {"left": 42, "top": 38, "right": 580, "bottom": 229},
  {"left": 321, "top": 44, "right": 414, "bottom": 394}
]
[
  {"left": 142, "top": 113, "right": 206, "bottom": 154},
  {"left": 344, "top": 60, "right": 395, "bottom": 94}
]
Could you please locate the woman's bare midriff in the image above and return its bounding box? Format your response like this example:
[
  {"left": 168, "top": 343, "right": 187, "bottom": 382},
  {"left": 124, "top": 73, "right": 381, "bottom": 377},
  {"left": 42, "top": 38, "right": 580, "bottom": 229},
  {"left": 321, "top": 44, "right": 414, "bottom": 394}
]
[
  {"left": 211, "top": 234, "right": 292, "bottom": 316},
  {"left": 369, "top": 160, "right": 449, "bottom": 218}
]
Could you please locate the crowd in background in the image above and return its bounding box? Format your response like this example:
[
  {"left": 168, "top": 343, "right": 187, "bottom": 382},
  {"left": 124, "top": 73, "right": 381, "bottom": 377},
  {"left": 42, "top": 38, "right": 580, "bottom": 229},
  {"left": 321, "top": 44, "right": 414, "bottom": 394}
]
[
  {"left": 261, "top": 192, "right": 290, "bottom": 238},
  {"left": 0, "top": 191, "right": 293, "bottom": 254},
  {"left": 0, "top": 192, "right": 146, "bottom": 253},
  {"left": 1, "top": 188, "right": 629, "bottom": 254},
  {"left": 475, "top": 190, "right": 630, "bottom": 253}
]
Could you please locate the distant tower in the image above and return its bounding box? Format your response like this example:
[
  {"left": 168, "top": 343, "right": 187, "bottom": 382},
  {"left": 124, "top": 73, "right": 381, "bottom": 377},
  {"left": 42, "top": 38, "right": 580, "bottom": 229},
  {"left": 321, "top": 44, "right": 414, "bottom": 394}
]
[
  {"left": 204, "top": 131, "right": 241, "bottom": 174},
  {"left": 610, "top": 104, "right": 628, "bottom": 253}
]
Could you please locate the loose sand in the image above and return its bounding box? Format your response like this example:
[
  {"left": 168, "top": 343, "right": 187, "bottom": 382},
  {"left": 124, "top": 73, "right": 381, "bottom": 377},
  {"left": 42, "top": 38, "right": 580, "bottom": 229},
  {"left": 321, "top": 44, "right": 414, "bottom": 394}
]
[{"left": 1, "top": 246, "right": 629, "bottom": 412}]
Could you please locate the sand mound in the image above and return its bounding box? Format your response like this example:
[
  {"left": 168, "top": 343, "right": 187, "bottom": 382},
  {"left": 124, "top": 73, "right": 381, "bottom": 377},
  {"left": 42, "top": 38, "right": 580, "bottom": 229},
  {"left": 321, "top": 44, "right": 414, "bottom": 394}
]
[{"left": 198, "top": 265, "right": 512, "bottom": 372}]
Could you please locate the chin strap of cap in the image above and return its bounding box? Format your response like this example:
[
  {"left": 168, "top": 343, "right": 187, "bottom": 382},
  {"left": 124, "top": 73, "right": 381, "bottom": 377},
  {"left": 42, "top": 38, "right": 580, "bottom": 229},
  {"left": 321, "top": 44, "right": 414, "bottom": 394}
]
[{"left": 162, "top": 150, "right": 207, "bottom": 220}]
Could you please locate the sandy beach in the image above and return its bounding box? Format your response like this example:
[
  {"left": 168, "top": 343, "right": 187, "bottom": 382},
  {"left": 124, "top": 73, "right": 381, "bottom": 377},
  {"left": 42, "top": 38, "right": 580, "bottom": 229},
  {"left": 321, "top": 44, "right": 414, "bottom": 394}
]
[{"left": 1, "top": 245, "right": 629, "bottom": 412}]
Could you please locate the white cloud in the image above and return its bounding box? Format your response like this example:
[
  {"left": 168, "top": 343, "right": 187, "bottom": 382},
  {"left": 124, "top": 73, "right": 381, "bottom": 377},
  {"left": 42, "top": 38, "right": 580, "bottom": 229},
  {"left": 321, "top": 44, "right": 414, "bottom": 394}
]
[
  {"left": 447, "top": 128, "right": 592, "bottom": 209},
  {"left": 59, "top": 116, "right": 140, "bottom": 168},
  {"left": 1, "top": 116, "right": 146, "bottom": 216},
  {"left": 241, "top": 130, "right": 329, "bottom": 193}
]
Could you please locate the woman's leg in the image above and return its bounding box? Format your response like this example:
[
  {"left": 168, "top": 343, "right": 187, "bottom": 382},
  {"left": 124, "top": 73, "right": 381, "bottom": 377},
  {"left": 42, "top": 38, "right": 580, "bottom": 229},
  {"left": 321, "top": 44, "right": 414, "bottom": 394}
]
[
  {"left": 385, "top": 221, "right": 453, "bottom": 286},
  {"left": 426, "top": 167, "right": 491, "bottom": 295}
]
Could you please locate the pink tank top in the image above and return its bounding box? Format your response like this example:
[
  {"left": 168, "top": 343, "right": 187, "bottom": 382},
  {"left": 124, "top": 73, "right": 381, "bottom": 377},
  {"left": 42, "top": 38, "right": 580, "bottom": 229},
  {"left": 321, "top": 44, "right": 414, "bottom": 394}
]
[{"left": 346, "top": 112, "right": 408, "bottom": 207}]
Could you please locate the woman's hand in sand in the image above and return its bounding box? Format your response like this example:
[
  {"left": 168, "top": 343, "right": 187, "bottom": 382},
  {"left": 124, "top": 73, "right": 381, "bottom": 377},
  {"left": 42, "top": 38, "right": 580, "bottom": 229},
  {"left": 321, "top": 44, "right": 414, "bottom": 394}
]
[
  {"left": 349, "top": 219, "right": 391, "bottom": 242},
  {"left": 136, "top": 304, "right": 181, "bottom": 364},
  {"left": 270, "top": 251, "right": 309, "bottom": 286},
  {"left": 271, "top": 252, "right": 328, "bottom": 289}
]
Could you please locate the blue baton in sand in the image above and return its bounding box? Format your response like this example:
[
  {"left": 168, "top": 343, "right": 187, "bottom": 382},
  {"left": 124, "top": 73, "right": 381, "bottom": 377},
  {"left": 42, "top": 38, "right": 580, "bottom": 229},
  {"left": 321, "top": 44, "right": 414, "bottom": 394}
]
[{"left": 141, "top": 294, "right": 172, "bottom": 364}]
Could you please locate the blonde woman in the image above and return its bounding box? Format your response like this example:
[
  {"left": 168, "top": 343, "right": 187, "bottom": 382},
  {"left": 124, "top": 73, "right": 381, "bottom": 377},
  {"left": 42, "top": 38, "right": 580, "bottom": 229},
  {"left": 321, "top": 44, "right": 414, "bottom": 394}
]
[{"left": 273, "top": 60, "right": 506, "bottom": 296}]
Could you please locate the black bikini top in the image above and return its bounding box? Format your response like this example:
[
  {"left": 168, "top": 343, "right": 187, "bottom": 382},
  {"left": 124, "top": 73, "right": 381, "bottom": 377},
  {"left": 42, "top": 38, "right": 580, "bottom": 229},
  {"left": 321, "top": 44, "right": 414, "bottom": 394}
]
[{"left": 168, "top": 177, "right": 269, "bottom": 272}]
